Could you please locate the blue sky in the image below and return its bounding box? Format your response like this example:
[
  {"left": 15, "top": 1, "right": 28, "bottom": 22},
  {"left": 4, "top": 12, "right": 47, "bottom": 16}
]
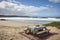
[
  {"left": 0, "top": 0, "right": 60, "bottom": 17},
  {"left": 16, "top": 0, "right": 60, "bottom": 6}
]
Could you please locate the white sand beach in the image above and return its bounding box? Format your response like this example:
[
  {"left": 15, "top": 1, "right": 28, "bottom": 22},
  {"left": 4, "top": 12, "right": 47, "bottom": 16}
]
[{"left": 0, "top": 21, "right": 60, "bottom": 40}]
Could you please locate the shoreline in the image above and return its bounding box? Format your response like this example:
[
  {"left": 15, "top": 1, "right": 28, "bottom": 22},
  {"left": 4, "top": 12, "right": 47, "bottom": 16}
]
[{"left": 0, "top": 21, "right": 42, "bottom": 27}]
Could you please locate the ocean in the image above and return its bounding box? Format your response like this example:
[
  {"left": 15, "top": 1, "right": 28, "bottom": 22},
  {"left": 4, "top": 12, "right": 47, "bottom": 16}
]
[{"left": 0, "top": 17, "right": 60, "bottom": 24}]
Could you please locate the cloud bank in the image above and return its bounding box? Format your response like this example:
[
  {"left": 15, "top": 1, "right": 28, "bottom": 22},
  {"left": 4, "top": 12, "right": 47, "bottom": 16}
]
[{"left": 0, "top": 1, "right": 52, "bottom": 16}]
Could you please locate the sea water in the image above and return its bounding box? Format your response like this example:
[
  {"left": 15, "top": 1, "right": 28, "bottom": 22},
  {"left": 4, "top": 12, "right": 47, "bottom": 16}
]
[{"left": 0, "top": 17, "right": 60, "bottom": 24}]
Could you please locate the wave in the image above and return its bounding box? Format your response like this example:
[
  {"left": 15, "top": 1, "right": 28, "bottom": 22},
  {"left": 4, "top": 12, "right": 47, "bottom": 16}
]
[
  {"left": 0, "top": 17, "right": 60, "bottom": 21},
  {"left": 0, "top": 17, "right": 60, "bottom": 24}
]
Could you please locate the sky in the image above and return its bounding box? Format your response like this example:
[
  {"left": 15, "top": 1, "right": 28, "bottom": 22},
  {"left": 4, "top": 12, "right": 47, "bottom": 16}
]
[{"left": 0, "top": 0, "right": 60, "bottom": 17}]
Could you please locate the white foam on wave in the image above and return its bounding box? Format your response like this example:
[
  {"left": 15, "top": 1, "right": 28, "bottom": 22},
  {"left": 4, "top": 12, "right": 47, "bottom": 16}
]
[{"left": 0, "top": 17, "right": 60, "bottom": 21}]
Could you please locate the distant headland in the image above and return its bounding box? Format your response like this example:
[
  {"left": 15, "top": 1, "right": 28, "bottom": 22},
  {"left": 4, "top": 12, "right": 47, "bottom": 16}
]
[{"left": 0, "top": 15, "right": 60, "bottom": 18}]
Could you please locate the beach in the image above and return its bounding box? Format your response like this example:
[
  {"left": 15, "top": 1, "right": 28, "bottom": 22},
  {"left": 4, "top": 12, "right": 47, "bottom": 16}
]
[
  {"left": 0, "top": 21, "right": 41, "bottom": 40},
  {"left": 0, "top": 21, "right": 60, "bottom": 40}
]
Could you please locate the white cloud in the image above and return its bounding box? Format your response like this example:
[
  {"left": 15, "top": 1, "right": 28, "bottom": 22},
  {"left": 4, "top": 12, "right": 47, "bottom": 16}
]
[
  {"left": 49, "top": 0, "right": 60, "bottom": 3},
  {"left": 0, "top": 1, "right": 52, "bottom": 16}
]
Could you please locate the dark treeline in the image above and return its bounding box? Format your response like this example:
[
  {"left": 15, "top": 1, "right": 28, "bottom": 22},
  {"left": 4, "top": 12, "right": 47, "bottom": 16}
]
[
  {"left": 0, "top": 15, "right": 30, "bottom": 17},
  {"left": 0, "top": 15, "right": 60, "bottom": 18}
]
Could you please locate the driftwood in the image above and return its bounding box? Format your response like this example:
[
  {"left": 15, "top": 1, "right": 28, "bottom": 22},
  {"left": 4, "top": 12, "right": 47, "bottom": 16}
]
[
  {"left": 19, "top": 29, "right": 50, "bottom": 40},
  {"left": 37, "top": 29, "right": 50, "bottom": 34},
  {"left": 19, "top": 32, "right": 41, "bottom": 40}
]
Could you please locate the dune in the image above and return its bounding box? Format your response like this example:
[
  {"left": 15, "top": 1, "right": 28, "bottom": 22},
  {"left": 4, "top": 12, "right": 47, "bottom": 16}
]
[
  {"left": 0, "top": 21, "right": 40, "bottom": 40},
  {"left": 0, "top": 21, "right": 60, "bottom": 40}
]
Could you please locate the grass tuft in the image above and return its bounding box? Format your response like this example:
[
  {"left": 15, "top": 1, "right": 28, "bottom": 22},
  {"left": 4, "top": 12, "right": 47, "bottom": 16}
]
[{"left": 43, "top": 22, "right": 60, "bottom": 29}]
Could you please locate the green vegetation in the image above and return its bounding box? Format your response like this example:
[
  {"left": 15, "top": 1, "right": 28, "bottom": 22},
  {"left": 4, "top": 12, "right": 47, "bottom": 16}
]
[{"left": 43, "top": 22, "right": 60, "bottom": 29}]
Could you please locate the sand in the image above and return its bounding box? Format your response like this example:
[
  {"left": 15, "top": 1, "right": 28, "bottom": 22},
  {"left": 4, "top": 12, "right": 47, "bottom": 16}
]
[{"left": 0, "top": 21, "right": 60, "bottom": 40}]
